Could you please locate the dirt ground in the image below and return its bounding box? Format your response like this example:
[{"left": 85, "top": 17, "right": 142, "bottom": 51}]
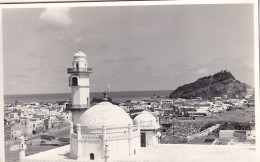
[{"left": 195, "top": 106, "right": 255, "bottom": 122}]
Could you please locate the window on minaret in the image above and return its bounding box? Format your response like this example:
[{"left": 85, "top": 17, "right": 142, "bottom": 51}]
[
  {"left": 76, "top": 63, "right": 79, "bottom": 70},
  {"left": 72, "top": 77, "right": 78, "bottom": 86}
]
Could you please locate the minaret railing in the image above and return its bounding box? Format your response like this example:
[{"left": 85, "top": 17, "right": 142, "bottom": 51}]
[
  {"left": 66, "top": 104, "right": 89, "bottom": 110},
  {"left": 67, "top": 68, "right": 92, "bottom": 73}
]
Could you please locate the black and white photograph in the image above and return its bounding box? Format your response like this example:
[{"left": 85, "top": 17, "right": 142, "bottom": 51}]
[{"left": 0, "top": 1, "right": 258, "bottom": 162}]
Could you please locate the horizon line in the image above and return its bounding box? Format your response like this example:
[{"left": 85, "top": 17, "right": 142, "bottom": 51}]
[{"left": 3, "top": 89, "right": 173, "bottom": 96}]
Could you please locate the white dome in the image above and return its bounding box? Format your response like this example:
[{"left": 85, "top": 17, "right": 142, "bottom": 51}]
[
  {"left": 134, "top": 111, "right": 160, "bottom": 129},
  {"left": 74, "top": 51, "right": 86, "bottom": 58},
  {"left": 134, "top": 111, "right": 156, "bottom": 124},
  {"left": 78, "top": 102, "right": 133, "bottom": 127}
]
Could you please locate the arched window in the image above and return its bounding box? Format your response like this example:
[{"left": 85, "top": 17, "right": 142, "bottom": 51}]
[
  {"left": 90, "top": 153, "right": 94, "bottom": 160},
  {"left": 76, "top": 63, "right": 79, "bottom": 70},
  {"left": 72, "top": 77, "right": 78, "bottom": 86}
]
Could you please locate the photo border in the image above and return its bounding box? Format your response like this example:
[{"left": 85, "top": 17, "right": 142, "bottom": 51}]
[{"left": 0, "top": 1, "right": 258, "bottom": 162}]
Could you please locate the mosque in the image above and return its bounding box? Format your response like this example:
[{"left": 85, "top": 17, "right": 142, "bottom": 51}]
[{"left": 18, "top": 51, "right": 256, "bottom": 162}]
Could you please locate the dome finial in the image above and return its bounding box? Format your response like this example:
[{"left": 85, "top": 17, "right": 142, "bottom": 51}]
[{"left": 103, "top": 91, "right": 108, "bottom": 101}]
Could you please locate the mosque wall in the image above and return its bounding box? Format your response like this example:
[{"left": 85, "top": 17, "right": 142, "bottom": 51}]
[
  {"left": 141, "top": 131, "right": 159, "bottom": 147},
  {"left": 107, "top": 139, "right": 129, "bottom": 160},
  {"left": 21, "top": 159, "right": 90, "bottom": 162},
  {"left": 81, "top": 140, "right": 102, "bottom": 161},
  {"left": 131, "top": 135, "right": 141, "bottom": 155},
  {"left": 145, "top": 131, "right": 154, "bottom": 147},
  {"left": 153, "top": 132, "right": 159, "bottom": 145},
  {"left": 70, "top": 137, "right": 78, "bottom": 157}
]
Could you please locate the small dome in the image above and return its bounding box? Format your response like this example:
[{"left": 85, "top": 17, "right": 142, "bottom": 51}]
[
  {"left": 134, "top": 111, "right": 160, "bottom": 129},
  {"left": 78, "top": 102, "right": 133, "bottom": 127},
  {"left": 134, "top": 111, "right": 156, "bottom": 124},
  {"left": 74, "top": 51, "right": 86, "bottom": 58}
]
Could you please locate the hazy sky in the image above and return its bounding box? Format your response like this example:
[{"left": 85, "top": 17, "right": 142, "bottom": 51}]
[{"left": 3, "top": 3, "right": 255, "bottom": 95}]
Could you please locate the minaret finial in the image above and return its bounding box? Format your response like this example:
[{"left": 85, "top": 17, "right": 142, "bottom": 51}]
[{"left": 107, "top": 84, "right": 111, "bottom": 93}]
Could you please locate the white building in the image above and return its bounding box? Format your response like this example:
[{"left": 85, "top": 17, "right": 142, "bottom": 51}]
[
  {"left": 196, "top": 106, "right": 210, "bottom": 114},
  {"left": 210, "top": 104, "right": 224, "bottom": 112},
  {"left": 29, "top": 102, "right": 40, "bottom": 107},
  {"left": 246, "top": 130, "right": 256, "bottom": 141},
  {"left": 160, "top": 99, "right": 173, "bottom": 105},
  {"left": 9, "top": 112, "right": 19, "bottom": 119},
  {"left": 219, "top": 130, "right": 234, "bottom": 140},
  {"left": 60, "top": 111, "right": 72, "bottom": 123},
  {"left": 10, "top": 130, "right": 22, "bottom": 139},
  {"left": 11, "top": 121, "right": 32, "bottom": 138},
  {"left": 134, "top": 111, "right": 161, "bottom": 147},
  {"left": 69, "top": 101, "right": 141, "bottom": 161},
  {"left": 223, "top": 104, "right": 232, "bottom": 110}
]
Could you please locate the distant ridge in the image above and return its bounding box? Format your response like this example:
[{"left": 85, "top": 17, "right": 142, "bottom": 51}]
[{"left": 169, "top": 70, "right": 252, "bottom": 99}]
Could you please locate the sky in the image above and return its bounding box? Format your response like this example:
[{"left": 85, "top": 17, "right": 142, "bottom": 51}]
[{"left": 2, "top": 3, "right": 255, "bottom": 95}]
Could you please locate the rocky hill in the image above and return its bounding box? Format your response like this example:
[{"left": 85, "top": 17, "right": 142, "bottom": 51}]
[{"left": 169, "top": 70, "right": 252, "bottom": 99}]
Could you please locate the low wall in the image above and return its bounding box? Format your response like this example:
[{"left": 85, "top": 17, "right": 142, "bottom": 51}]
[
  {"left": 186, "top": 124, "right": 220, "bottom": 141},
  {"left": 21, "top": 159, "right": 90, "bottom": 162}
]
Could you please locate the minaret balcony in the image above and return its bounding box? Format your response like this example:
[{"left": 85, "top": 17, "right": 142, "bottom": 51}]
[
  {"left": 67, "top": 68, "right": 93, "bottom": 74},
  {"left": 66, "top": 104, "right": 89, "bottom": 110}
]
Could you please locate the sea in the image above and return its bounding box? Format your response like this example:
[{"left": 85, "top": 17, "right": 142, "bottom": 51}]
[{"left": 4, "top": 90, "right": 173, "bottom": 104}]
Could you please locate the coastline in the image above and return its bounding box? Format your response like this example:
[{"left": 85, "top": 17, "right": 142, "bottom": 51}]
[{"left": 4, "top": 90, "right": 172, "bottom": 104}]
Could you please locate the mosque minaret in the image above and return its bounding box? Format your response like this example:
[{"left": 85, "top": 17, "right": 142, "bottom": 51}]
[{"left": 66, "top": 51, "right": 92, "bottom": 126}]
